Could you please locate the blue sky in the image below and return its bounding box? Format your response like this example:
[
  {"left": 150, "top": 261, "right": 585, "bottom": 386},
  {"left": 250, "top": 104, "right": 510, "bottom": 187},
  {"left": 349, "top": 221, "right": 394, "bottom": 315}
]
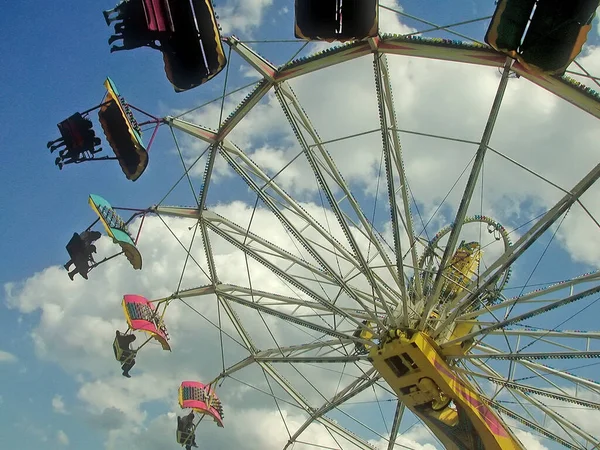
[{"left": 2, "top": 2, "right": 600, "bottom": 450}]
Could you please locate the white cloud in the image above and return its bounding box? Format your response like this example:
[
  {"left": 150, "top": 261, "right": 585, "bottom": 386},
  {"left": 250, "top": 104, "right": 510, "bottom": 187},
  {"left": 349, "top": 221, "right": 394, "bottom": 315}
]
[
  {"left": 57, "top": 429, "right": 70, "bottom": 446},
  {"left": 512, "top": 430, "right": 549, "bottom": 450},
  {"left": 0, "top": 350, "right": 17, "bottom": 363},
  {"left": 370, "top": 423, "right": 439, "bottom": 450},
  {"left": 52, "top": 395, "right": 67, "bottom": 415},
  {"left": 218, "top": 0, "right": 274, "bottom": 36},
  {"left": 379, "top": 0, "right": 414, "bottom": 35}
]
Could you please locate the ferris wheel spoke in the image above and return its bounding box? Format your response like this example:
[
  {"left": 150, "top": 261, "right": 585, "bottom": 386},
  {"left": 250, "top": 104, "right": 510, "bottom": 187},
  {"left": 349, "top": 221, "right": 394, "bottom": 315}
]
[
  {"left": 459, "top": 358, "right": 597, "bottom": 409},
  {"left": 213, "top": 283, "right": 350, "bottom": 314},
  {"left": 327, "top": 259, "right": 401, "bottom": 311},
  {"left": 176, "top": 284, "right": 363, "bottom": 342},
  {"left": 217, "top": 141, "right": 356, "bottom": 264},
  {"left": 441, "top": 284, "right": 600, "bottom": 348},
  {"left": 514, "top": 389, "right": 598, "bottom": 447},
  {"left": 499, "top": 327, "right": 598, "bottom": 354},
  {"left": 487, "top": 400, "right": 583, "bottom": 450},
  {"left": 255, "top": 341, "right": 358, "bottom": 360},
  {"left": 515, "top": 364, "right": 579, "bottom": 400},
  {"left": 457, "top": 270, "right": 600, "bottom": 321},
  {"left": 155, "top": 204, "right": 346, "bottom": 296},
  {"left": 486, "top": 377, "right": 600, "bottom": 410},
  {"left": 474, "top": 343, "right": 600, "bottom": 395},
  {"left": 468, "top": 357, "right": 598, "bottom": 448},
  {"left": 217, "top": 293, "right": 359, "bottom": 342},
  {"left": 275, "top": 81, "right": 399, "bottom": 320},
  {"left": 455, "top": 350, "right": 600, "bottom": 361},
  {"left": 258, "top": 362, "right": 378, "bottom": 450},
  {"left": 420, "top": 58, "right": 513, "bottom": 330},
  {"left": 203, "top": 222, "right": 380, "bottom": 330},
  {"left": 199, "top": 220, "right": 219, "bottom": 283},
  {"left": 210, "top": 283, "right": 389, "bottom": 323},
  {"left": 203, "top": 209, "right": 333, "bottom": 280},
  {"left": 157, "top": 204, "right": 379, "bottom": 328},
  {"left": 216, "top": 138, "right": 395, "bottom": 327},
  {"left": 217, "top": 340, "right": 358, "bottom": 381},
  {"left": 258, "top": 356, "right": 369, "bottom": 363},
  {"left": 283, "top": 368, "right": 380, "bottom": 449},
  {"left": 373, "top": 52, "right": 422, "bottom": 320},
  {"left": 486, "top": 328, "right": 600, "bottom": 341},
  {"left": 386, "top": 402, "right": 406, "bottom": 450}
]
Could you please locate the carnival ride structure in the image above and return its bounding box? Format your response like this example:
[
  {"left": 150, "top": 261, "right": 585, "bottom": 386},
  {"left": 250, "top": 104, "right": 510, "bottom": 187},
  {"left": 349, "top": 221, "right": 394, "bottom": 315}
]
[{"left": 44, "top": 0, "right": 600, "bottom": 448}]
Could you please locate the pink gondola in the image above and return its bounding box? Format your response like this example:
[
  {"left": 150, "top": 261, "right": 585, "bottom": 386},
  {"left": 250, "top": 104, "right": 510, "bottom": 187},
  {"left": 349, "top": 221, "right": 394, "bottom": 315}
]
[
  {"left": 142, "top": 0, "right": 174, "bottom": 32},
  {"left": 179, "top": 381, "right": 224, "bottom": 428},
  {"left": 122, "top": 294, "right": 170, "bottom": 350}
]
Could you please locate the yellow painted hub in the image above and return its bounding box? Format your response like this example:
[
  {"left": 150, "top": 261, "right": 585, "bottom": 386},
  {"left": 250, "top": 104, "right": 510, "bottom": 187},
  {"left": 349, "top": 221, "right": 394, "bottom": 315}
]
[{"left": 369, "top": 330, "right": 524, "bottom": 450}]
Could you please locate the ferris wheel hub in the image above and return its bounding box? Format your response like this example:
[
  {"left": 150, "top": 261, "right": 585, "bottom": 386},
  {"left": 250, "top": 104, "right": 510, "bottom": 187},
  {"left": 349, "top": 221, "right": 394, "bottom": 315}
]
[{"left": 369, "top": 330, "right": 523, "bottom": 449}]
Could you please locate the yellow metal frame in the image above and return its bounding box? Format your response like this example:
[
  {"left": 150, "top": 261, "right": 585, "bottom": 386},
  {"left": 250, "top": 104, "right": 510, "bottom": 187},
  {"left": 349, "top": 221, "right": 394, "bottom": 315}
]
[
  {"left": 370, "top": 331, "right": 524, "bottom": 450},
  {"left": 441, "top": 241, "right": 481, "bottom": 299}
]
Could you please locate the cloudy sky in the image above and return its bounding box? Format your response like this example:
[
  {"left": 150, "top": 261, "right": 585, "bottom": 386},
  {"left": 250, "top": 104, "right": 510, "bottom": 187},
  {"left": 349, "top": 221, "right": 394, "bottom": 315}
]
[{"left": 2, "top": 1, "right": 600, "bottom": 449}]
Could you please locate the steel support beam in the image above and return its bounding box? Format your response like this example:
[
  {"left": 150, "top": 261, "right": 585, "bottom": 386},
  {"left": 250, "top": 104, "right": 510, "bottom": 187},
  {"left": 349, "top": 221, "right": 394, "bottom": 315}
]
[{"left": 420, "top": 57, "right": 513, "bottom": 330}]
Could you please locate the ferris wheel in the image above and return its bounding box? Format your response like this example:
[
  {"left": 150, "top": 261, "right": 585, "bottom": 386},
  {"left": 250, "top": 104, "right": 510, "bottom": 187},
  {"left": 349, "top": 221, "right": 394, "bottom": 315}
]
[{"left": 46, "top": 1, "right": 600, "bottom": 449}]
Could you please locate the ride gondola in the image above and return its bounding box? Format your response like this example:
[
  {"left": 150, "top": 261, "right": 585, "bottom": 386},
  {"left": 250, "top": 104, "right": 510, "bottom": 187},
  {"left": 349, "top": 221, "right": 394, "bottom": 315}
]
[
  {"left": 98, "top": 77, "right": 149, "bottom": 180},
  {"left": 46, "top": 78, "right": 159, "bottom": 181},
  {"left": 113, "top": 294, "right": 171, "bottom": 377},
  {"left": 104, "top": 0, "right": 173, "bottom": 52},
  {"left": 485, "top": 0, "right": 600, "bottom": 75},
  {"left": 62, "top": 194, "right": 144, "bottom": 281},
  {"left": 89, "top": 194, "right": 143, "bottom": 270},
  {"left": 104, "top": 0, "right": 227, "bottom": 92},
  {"left": 177, "top": 381, "right": 224, "bottom": 449},
  {"left": 294, "top": 0, "right": 379, "bottom": 42}
]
